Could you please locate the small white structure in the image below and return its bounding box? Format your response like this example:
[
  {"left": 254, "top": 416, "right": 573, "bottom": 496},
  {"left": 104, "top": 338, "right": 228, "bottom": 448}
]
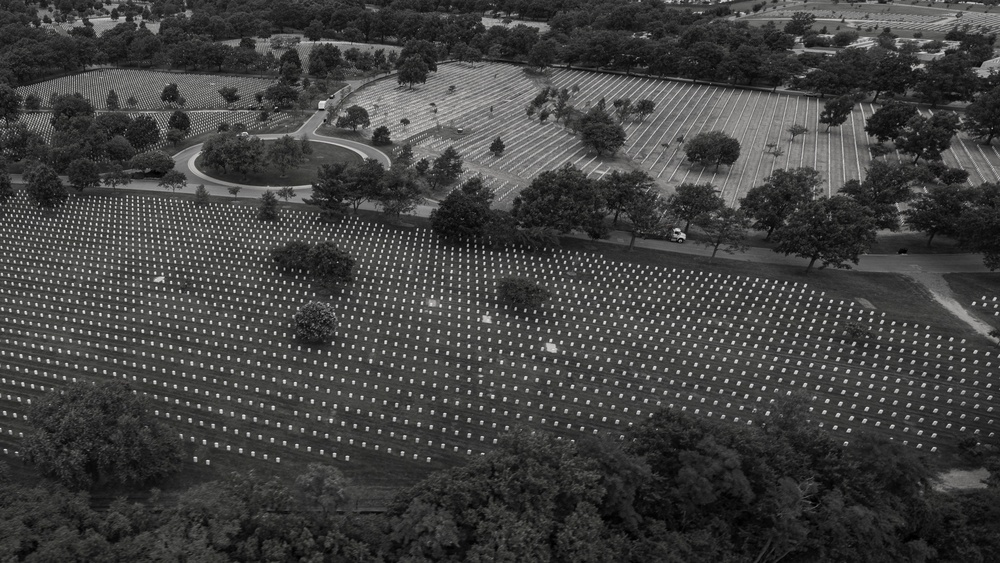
[{"left": 317, "top": 100, "right": 327, "bottom": 110}]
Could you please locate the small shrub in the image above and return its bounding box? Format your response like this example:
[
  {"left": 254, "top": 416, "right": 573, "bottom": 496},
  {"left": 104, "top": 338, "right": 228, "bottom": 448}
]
[{"left": 497, "top": 276, "right": 551, "bottom": 311}]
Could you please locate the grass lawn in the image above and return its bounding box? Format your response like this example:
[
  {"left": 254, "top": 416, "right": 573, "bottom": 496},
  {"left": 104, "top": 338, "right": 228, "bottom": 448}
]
[
  {"left": 195, "top": 140, "right": 363, "bottom": 186},
  {"left": 0, "top": 194, "right": 995, "bottom": 498},
  {"left": 943, "top": 273, "right": 1000, "bottom": 332}
]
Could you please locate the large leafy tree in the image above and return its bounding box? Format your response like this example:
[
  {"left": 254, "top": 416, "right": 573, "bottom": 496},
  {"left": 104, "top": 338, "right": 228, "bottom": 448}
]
[
  {"left": 124, "top": 114, "right": 161, "bottom": 152},
  {"left": 895, "top": 111, "right": 960, "bottom": 164},
  {"left": 772, "top": 195, "right": 877, "bottom": 271},
  {"left": 839, "top": 160, "right": 914, "bottom": 230},
  {"left": 130, "top": 150, "right": 174, "bottom": 175},
  {"left": 66, "top": 157, "right": 101, "bottom": 192},
  {"left": 512, "top": 163, "right": 607, "bottom": 238},
  {"left": 158, "top": 169, "right": 187, "bottom": 195},
  {"left": 739, "top": 167, "right": 821, "bottom": 239},
  {"left": 819, "top": 95, "right": 854, "bottom": 131},
  {"left": 397, "top": 56, "right": 429, "bottom": 89},
  {"left": 622, "top": 189, "right": 671, "bottom": 250},
  {"left": 384, "top": 430, "right": 627, "bottom": 562},
  {"left": 305, "top": 162, "right": 351, "bottom": 220},
  {"left": 335, "top": 105, "right": 370, "bottom": 131},
  {"left": 23, "top": 380, "right": 181, "bottom": 489},
  {"left": 579, "top": 106, "right": 627, "bottom": 156},
  {"left": 266, "top": 134, "right": 305, "bottom": 176},
  {"left": 667, "top": 182, "right": 723, "bottom": 233},
  {"left": 431, "top": 176, "right": 494, "bottom": 244},
  {"left": 696, "top": 206, "right": 751, "bottom": 261},
  {"left": 865, "top": 100, "right": 918, "bottom": 144},
  {"left": 868, "top": 49, "right": 917, "bottom": 103},
  {"left": 24, "top": 163, "right": 68, "bottom": 209},
  {"left": 914, "top": 52, "right": 981, "bottom": 107},
  {"left": 684, "top": 130, "right": 741, "bottom": 171},
  {"left": 904, "top": 184, "right": 976, "bottom": 246},
  {"left": 50, "top": 92, "right": 95, "bottom": 132},
  {"left": 964, "top": 86, "right": 1000, "bottom": 145},
  {"left": 427, "top": 145, "right": 463, "bottom": 190},
  {"left": 599, "top": 169, "right": 654, "bottom": 226},
  {"left": 375, "top": 165, "right": 423, "bottom": 218},
  {"left": 0, "top": 83, "right": 22, "bottom": 124}
]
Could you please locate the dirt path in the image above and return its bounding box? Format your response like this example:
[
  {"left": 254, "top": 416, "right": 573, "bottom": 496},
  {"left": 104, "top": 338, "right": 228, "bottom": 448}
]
[{"left": 906, "top": 271, "right": 996, "bottom": 339}]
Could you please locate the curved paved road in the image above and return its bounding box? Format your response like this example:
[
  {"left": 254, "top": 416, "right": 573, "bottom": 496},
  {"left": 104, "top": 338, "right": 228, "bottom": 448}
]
[{"left": 173, "top": 110, "right": 392, "bottom": 197}]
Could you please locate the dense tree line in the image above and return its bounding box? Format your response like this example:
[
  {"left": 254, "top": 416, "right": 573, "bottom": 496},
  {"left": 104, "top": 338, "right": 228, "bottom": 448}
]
[{"left": 6, "top": 380, "right": 1000, "bottom": 562}]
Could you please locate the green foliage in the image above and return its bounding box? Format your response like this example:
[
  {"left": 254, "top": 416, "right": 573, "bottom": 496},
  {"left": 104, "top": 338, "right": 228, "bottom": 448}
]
[
  {"left": 258, "top": 190, "right": 279, "bottom": 221},
  {"left": 160, "top": 83, "right": 180, "bottom": 105},
  {"left": 684, "top": 130, "right": 741, "bottom": 171},
  {"left": 24, "top": 163, "right": 67, "bottom": 208},
  {"left": 158, "top": 170, "right": 187, "bottom": 194},
  {"left": 266, "top": 134, "right": 305, "bottom": 176},
  {"left": 102, "top": 164, "right": 131, "bottom": 194},
  {"left": 201, "top": 131, "right": 265, "bottom": 178},
  {"left": 773, "top": 195, "right": 878, "bottom": 271},
  {"left": 489, "top": 136, "right": 505, "bottom": 156},
  {"left": 512, "top": 163, "right": 608, "bottom": 239},
  {"left": 895, "top": 111, "right": 961, "bottom": 164},
  {"left": 865, "top": 100, "right": 919, "bottom": 144},
  {"left": 397, "top": 56, "right": 429, "bottom": 88},
  {"left": 696, "top": 206, "right": 751, "bottom": 260},
  {"left": 904, "top": 184, "right": 976, "bottom": 246},
  {"left": 0, "top": 83, "right": 23, "bottom": 124},
  {"left": 263, "top": 82, "right": 299, "bottom": 109},
  {"left": 667, "top": 182, "right": 723, "bottom": 233},
  {"left": 818, "top": 95, "right": 855, "bottom": 131},
  {"left": 600, "top": 169, "right": 654, "bottom": 226},
  {"left": 497, "top": 277, "right": 551, "bottom": 310},
  {"left": 124, "top": 115, "right": 161, "bottom": 152},
  {"left": 427, "top": 145, "right": 463, "bottom": 190},
  {"left": 956, "top": 182, "right": 1000, "bottom": 270},
  {"left": 431, "top": 176, "right": 494, "bottom": 245},
  {"left": 23, "top": 380, "right": 181, "bottom": 489},
  {"left": 839, "top": 160, "right": 914, "bottom": 231},
  {"left": 167, "top": 110, "right": 190, "bottom": 134},
  {"left": 579, "top": 107, "right": 627, "bottom": 156},
  {"left": 272, "top": 240, "right": 355, "bottom": 285},
  {"left": 218, "top": 86, "right": 240, "bottom": 105},
  {"left": 964, "top": 86, "right": 1000, "bottom": 144},
  {"left": 0, "top": 163, "right": 13, "bottom": 205},
  {"left": 336, "top": 105, "right": 370, "bottom": 131},
  {"left": 194, "top": 184, "right": 209, "bottom": 206},
  {"left": 49, "top": 92, "right": 94, "bottom": 132},
  {"left": 740, "top": 167, "right": 822, "bottom": 239},
  {"left": 65, "top": 157, "right": 100, "bottom": 192},
  {"left": 375, "top": 164, "right": 423, "bottom": 217},
  {"left": 129, "top": 150, "right": 174, "bottom": 175},
  {"left": 371, "top": 125, "right": 391, "bottom": 146},
  {"left": 292, "top": 300, "right": 338, "bottom": 343}
]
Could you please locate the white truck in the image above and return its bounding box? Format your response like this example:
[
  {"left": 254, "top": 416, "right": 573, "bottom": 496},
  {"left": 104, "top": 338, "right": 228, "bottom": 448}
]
[{"left": 667, "top": 227, "right": 687, "bottom": 243}]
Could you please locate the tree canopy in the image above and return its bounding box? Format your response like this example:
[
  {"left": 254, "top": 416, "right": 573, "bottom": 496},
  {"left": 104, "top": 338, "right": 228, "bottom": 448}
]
[
  {"left": 772, "top": 195, "right": 878, "bottom": 271},
  {"left": 740, "top": 167, "right": 821, "bottom": 239},
  {"left": 684, "top": 130, "right": 741, "bottom": 171},
  {"left": 512, "top": 163, "right": 607, "bottom": 238},
  {"left": 23, "top": 380, "right": 181, "bottom": 489}
]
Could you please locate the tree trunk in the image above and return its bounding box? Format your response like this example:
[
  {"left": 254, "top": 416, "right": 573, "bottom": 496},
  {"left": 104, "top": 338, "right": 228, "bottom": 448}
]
[
  {"left": 806, "top": 255, "right": 818, "bottom": 272},
  {"left": 765, "top": 226, "right": 775, "bottom": 240},
  {"left": 710, "top": 240, "right": 720, "bottom": 261},
  {"left": 628, "top": 231, "right": 637, "bottom": 251},
  {"left": 872, "top": 90, "right": 881, "bottom": 104},
  {"left": 927, "top": 231, "right": 936, "bottom": 247}
]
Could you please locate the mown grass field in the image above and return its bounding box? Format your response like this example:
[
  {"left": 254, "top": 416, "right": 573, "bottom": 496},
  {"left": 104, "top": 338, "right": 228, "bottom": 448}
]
[{"left": 0, "top": 194, "right": 996, "bottom": 491}]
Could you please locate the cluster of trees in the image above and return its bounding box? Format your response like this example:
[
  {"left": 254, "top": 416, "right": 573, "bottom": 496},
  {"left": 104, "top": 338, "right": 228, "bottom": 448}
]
[
  {"left": 306, "top": 144, "right": 461, "bottom": 219},
  {"left": 906, "top": 182, "right": 1000, "bottom": 269},
  {"left": 272, "top": 239, "right": 355, "bottom": 287},
  {"left": 8, "top": 379, "right": 1000, "bottom": 561},
  {"left": 201, "top": 132, "right": 312, "bottom": 179},
  {"left": 794, "top": 27, "right": 998, "bottom": 107},
  {"left": 0, "top": 89, "right": 165, "bottom": 176}
]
